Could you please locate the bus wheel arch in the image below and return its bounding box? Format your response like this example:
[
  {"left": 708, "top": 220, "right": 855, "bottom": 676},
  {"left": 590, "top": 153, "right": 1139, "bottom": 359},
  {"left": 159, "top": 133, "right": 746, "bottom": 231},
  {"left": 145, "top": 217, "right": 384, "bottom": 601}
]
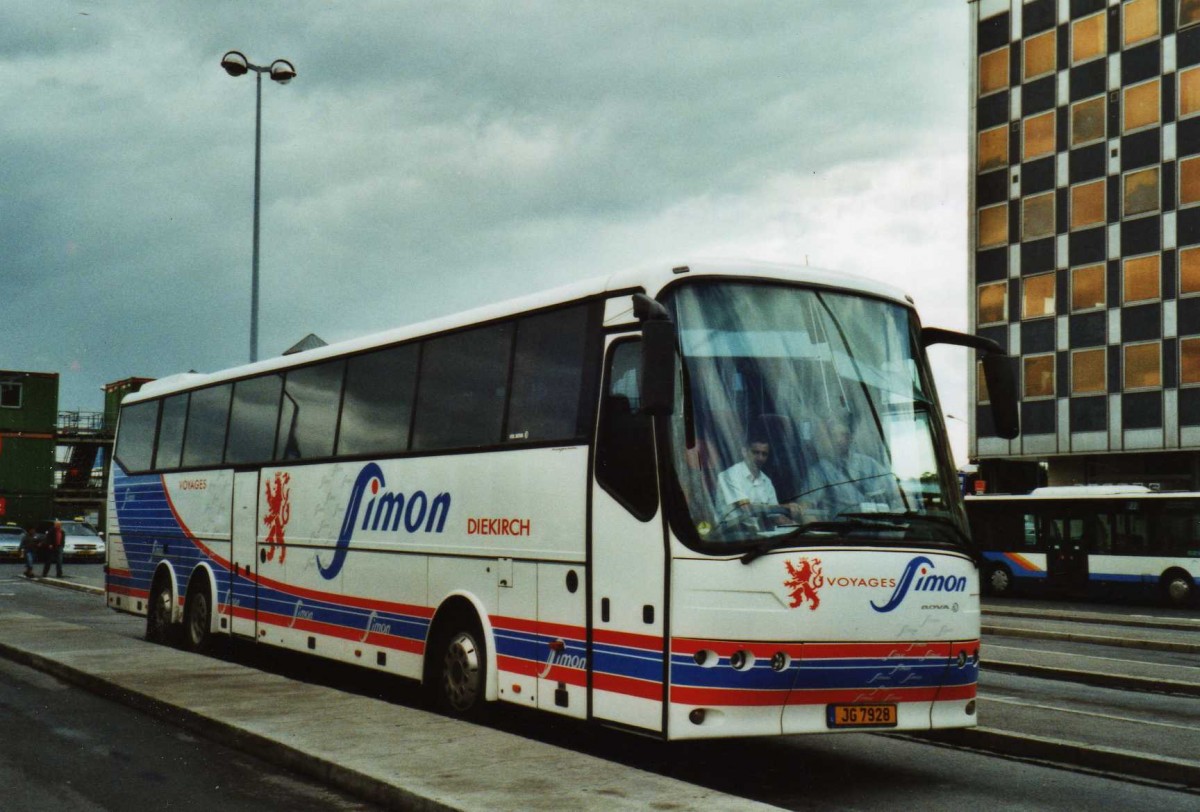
[
  {"left": 146, "top": 564, "right": 180, "bottom": 645},
  {"left": 424, "top": 594, "right": 496, "bottom": 716},
  {"left": 1160, "top": 569, "right": 1195, "bottom": 607},
  {"left": 985, "top": 562, "right": 1013, "bottom": 596},
  {"left": 183, "top": 565, "right": 217, "bottom": 652}
]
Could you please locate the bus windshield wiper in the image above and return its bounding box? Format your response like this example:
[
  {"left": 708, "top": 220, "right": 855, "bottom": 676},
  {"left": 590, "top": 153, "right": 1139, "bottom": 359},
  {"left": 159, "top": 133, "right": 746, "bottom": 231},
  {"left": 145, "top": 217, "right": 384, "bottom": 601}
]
[
  {"left": 839, "top": 511, "right": 971, "bottom": 549},
  {"left": 739, "top": 517, "right": 904, "bottom": 564}
]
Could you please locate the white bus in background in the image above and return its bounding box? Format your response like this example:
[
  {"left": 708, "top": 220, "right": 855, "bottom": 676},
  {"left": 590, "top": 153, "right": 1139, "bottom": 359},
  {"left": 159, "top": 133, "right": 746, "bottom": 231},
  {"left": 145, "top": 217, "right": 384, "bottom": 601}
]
[
  {"left": 967, "top": 486, "right": 1200, "bottom": 607},
  {"left": 106, "top": 259, "right": 1018, "bottom": 739}
]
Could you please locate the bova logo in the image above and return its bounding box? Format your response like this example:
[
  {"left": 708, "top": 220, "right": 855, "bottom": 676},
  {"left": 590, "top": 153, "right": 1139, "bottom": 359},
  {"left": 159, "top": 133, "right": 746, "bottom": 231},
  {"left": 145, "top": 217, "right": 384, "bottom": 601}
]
[
  {"left": 870, "top": 556, "right": 968, "bottom": 613},
  {"left": 317, "top": 463, "right": 452, "bottom": 580}
]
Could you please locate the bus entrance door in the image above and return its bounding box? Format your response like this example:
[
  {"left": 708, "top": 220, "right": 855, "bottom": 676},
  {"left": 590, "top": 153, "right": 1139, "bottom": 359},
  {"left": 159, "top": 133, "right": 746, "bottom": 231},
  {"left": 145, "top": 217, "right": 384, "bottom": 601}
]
[
  {"left": 590, "top": 337, "right": 667, "bottom": 733},
  {"left": 1044, "top": 513, "right": 1089, "bottom": 594},
  {"left": 229, "top": 471, "right": 259, "bottom": 638}
]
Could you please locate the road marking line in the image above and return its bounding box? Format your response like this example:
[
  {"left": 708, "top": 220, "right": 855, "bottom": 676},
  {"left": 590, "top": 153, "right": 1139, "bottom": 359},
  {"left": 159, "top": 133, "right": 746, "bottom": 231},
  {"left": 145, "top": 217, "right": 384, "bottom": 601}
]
[
  {"left": 986, "top": 643, "right": 1200, "bottom": 671},
  {"left": 981, "top": 694, "right": 1200, "bottom": 732}
]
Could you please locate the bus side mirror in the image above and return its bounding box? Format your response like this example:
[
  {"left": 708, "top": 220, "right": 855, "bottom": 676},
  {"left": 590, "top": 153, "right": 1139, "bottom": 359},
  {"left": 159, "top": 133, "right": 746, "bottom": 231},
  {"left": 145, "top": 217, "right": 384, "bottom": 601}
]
[
  {"left": 634, "top": 294, "right": 676, "bottom": 416},
  {"left": 980, "top": 353, "right": 1019, "bottom": 440},
  {"left": 920, "top": 327, "right": 1020, "bottom": 441}
]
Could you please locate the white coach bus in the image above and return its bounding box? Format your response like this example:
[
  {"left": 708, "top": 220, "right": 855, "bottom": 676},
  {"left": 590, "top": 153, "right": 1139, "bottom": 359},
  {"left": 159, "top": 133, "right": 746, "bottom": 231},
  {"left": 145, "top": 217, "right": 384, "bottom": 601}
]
[{"left": 106, "top": 260, "right": 1018, "bottom": 739}]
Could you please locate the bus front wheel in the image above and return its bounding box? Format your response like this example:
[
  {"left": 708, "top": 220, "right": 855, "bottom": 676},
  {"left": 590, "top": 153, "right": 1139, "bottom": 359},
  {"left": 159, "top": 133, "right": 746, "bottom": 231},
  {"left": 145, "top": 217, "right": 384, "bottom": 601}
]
[
  {"left": 434, "top": 617, "right": 487, "bottom": 717},
  {"left": 986, "top": 564, "right": 1013, "bottom": 596},
  {"left": 1161, "top": 570, "right": 1195, "bottom": 607}
]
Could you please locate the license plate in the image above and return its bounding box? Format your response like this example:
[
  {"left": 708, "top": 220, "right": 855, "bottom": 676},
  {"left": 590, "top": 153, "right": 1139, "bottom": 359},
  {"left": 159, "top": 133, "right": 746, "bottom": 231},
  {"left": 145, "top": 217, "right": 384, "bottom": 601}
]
[{"left": 826, "top": 703, "right": 897, "bottom": 728}]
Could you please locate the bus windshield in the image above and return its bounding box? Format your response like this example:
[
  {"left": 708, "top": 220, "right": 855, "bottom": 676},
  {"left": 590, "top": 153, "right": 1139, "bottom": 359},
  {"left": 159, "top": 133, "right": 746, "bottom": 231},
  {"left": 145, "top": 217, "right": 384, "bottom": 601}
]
[{"left": 662, "top": 281, "right": 966, "bottom": 551}]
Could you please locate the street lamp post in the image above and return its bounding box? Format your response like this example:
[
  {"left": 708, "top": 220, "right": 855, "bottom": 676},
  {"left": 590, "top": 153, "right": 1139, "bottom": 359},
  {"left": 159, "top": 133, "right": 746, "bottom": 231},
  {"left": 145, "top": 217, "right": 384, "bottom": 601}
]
[{"left": 220, "top": 50, "right": 297, "bottom": 363}]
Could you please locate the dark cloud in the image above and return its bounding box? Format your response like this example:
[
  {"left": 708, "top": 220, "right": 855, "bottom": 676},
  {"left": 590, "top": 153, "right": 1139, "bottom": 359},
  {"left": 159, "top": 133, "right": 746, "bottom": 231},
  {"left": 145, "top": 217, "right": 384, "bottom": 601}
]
[{"left": 1, "top": 0, "right": 970, "bottom": 440}]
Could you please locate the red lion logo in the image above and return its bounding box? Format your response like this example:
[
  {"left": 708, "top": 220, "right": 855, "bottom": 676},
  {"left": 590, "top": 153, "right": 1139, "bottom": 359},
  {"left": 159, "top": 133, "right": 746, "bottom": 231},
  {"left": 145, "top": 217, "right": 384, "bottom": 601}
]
[
  {"left": 263, "top": 472, "right": 291, "bottom": 563},
  {"left": 784, "top": 556, "right": 824, "bottom": 610}
]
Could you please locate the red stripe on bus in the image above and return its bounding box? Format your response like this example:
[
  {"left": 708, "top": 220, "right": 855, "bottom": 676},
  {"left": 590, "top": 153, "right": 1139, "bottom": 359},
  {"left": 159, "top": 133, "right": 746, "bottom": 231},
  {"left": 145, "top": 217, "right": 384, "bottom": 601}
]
[
  {"left": 256, "top": 610, "right": 424, "bottom": 653},
  {"left": 592, "top": 671, "right": 663, "bottom": 700},
  {"left": 593, "top": 628, "right": 662, "bottom": 651},
  {"left": 495, "top": 655, "right": 588, "bottom": 686}
]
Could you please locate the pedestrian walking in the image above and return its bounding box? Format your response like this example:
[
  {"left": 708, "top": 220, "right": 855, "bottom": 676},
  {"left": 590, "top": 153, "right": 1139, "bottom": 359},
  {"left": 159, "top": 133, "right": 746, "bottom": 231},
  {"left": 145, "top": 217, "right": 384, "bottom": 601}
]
[
  {"left": 19, "top": 526, "right": 38, "bottom": 577},
  {"left": 41, "top": 519, "right": 65, "bottom": 578}
]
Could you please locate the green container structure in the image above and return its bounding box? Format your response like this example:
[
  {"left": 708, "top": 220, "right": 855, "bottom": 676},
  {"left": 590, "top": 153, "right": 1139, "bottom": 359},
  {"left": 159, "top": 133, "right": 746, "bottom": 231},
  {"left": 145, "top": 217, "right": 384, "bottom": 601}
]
[
  {"left": 104, "top": 377, "right": 154, "bottom": 433},
  {"left": 0, "top": 371, "right": 58, "bottom": 530}
]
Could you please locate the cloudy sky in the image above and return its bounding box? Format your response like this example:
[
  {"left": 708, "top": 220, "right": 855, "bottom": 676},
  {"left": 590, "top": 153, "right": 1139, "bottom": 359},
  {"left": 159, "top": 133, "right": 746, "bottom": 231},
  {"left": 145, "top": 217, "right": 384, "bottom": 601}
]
[{"left": 1, "top": 1, "right": 975, "bottom": 462}]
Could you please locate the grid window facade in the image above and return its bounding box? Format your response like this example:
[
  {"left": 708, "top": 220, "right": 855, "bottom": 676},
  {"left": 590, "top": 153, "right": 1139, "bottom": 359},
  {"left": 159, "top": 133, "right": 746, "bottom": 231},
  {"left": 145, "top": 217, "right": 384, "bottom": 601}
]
[
  {"left": 1182, "top": 247, "right": 1200, "bottom": 295},
  {"left": 1024, "top": 111, "right": 1056, "bottom": 160},
  {"left": 968, "top": 0, "right": 1196, "bottom": 454},
  {"left": 1072, "top": 349, "right": 1107, "bottom": 395},
  {"left": 1072, "top": 12, "right": 1106, "bottom": 65},
  {"left": 1071, "top": 96, "right": 1106, "bottom": 147},
  {"left": 978, "top": 203, "right": 1008, "bottom": 248},
  {"left": 979, "top": 125, "right": 1008, "bottom": 172},
  {"left": 1071, "top": 180, "right": 1106, "bottom": 230},
  {"left": 1182, "top": 337, "right": 1200, "bottom": 385},
  {"left": 1124, "top": 167, "right": 1160, "bottom": 217},
  {"left": 1124, "top": 255, "right": 1161, "bottom": 304},
  {"left": 1022, "top": 273, "right": 1056, "bottom": 320},
  {"left": 1124, "top": 80, "right": 1161, "bottom": 133},
  {"left": 1023, "top": 192, "right": 1055, "bottom": 240},
  {"left": 1124, "top": 342, "right": 1162, "bottom": 390},
  {"left": 1024, "top": 30, "right": 1055, "bottom": 81},
  {"left": 1071, "top": 264, "right": 1106, "bottom": 311},
  {"left": 1180, "top": 157, "right": 1200, "bottom": 208},
  {"left": 979, "top": 47, "right": 1008, "bottom": 96},
  {"left": 1184, "top": 0, "right": 1200, "bottom": 30},
  {"left": 978, "top": 281, "right": 1007, "bottom": 325},
  {"left": 1023, "top": 354, "right": 1055, "bottom": 399},
  {"left": 1122, "top": 0, "right": 1159, "bottom": 48},
  {"left": 1181, "top": 66, "right": 1200, "bottom": 119}
]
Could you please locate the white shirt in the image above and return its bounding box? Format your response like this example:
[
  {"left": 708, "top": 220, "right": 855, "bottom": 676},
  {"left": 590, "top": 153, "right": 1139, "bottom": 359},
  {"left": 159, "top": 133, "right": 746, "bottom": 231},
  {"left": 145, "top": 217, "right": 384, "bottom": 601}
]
[
  {"left": 806, "top": 453, "right": 900, "bottom": 516},
  {"left": 717, "top": 461, "right": 779, "bottom": 516}
]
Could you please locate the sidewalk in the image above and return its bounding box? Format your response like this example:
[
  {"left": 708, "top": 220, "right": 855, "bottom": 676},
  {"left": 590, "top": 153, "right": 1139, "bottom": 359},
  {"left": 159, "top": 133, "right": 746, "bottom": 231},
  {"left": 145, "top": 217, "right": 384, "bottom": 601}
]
[{"left": 0, "top": 607, "right": 774, "bottom": 812}]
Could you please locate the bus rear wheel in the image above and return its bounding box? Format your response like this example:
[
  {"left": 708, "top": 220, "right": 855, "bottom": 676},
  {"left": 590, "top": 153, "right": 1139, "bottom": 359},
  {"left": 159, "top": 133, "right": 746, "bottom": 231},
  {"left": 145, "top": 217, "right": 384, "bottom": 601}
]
[
  {"left": 1161, "top": 570, "right": 1195, "bottom": 608},
  {"left": 435, "top": 619, "right": 487, "bottom": 717},
  {"left": 146, "top": 578, "right": 176, "bottom": 645}
]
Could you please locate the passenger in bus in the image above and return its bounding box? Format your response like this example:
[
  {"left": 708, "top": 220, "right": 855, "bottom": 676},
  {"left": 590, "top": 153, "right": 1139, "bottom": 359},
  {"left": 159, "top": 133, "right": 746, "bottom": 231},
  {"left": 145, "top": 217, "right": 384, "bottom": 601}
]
[
  {"left": 716, "top": 436, "right": 802, "bottom": 530},
  {"left": 802, "top": 420, "right": 903, "bottom": 519}
]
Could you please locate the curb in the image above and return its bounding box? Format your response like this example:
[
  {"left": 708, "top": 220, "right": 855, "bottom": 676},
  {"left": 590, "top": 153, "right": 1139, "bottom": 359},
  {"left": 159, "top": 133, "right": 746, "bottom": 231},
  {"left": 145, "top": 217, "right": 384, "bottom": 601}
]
[
  {"left": 30, "top": 576, "right": 104, "bottom": 596},
  {"left": 0, "top": 638, "right": 459, "bottom": 812},
  {"left": 982, "top": 624, "right": 1200, "bottom": 654},
  {"left": 983, "top": 607, "right": 1200, "bottom": 634},
  {"left": 984, "top": 659, "right": 1200, "bottom": 697},
  {"left": 914, "top": 727, "right": 1200, "bottom": 791}
]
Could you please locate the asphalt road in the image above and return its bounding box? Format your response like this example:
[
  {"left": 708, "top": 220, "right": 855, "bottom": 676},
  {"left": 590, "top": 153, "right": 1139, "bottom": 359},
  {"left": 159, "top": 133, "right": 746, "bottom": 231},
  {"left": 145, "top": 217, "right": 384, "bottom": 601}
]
[
  {"left": 3, "top": 564, "right": 1197, "bottom": 810},
  {"left": 0, "top": 653, "right": 378, "bottom": 811}
]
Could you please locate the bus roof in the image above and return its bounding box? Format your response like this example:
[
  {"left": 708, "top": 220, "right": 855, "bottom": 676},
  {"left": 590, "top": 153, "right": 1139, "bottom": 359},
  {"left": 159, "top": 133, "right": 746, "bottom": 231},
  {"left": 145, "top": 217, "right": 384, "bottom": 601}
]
[{"left": 127, "top": 259, "right": 914, "bottom": 404}]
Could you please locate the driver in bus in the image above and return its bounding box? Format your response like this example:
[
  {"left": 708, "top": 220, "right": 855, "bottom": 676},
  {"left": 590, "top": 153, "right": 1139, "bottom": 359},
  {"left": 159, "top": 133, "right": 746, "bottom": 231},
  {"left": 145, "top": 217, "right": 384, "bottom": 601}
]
[
  {"left": 716, "top": 435, "right": 802, "bottom": 530},
  {"left": 803, "top": 419, "right": 903, "bottom": 519}
]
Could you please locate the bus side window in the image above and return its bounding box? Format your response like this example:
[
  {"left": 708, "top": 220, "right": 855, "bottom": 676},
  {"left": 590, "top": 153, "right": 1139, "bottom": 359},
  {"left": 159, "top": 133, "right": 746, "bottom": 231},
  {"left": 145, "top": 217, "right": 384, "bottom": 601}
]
[
  {"left": 596, "top": 340, "right": 658, "bottom": 520},
  {"left": 154, "top": 393, "right": 189, "bottom": 471},
  {"left": 505, "top": 304, "right": 596, "bottom": 443},
  {"left": 276, "top": 359, "right": 344, "bottom": 461},
  {"left": 337, "top": 344, "right": 419, "bottom": 457},
  {"left": 182, "top": 384, "right": 233, "bottom": 468},
  {"left": 226, "top": 374, "right": 283, "bottom": 465},
  {"left": 412, "top": 323, "right": 514, "bottom": 450},
  {"left": 1022, "top": 513, "right": 1038, "bottom": 548},
  {"left": 113, "top": 399, "right": 159, "bottom": 473}
]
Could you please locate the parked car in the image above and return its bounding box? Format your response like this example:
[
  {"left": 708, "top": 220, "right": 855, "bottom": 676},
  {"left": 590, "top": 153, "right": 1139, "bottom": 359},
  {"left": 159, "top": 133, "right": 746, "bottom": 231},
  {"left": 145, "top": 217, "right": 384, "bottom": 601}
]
[
  {"left": 0, "top": 524, "right": 26, "bottom": 559},
  {"left": 33, "top": 520, "right": 106, "bottom": 561}
]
